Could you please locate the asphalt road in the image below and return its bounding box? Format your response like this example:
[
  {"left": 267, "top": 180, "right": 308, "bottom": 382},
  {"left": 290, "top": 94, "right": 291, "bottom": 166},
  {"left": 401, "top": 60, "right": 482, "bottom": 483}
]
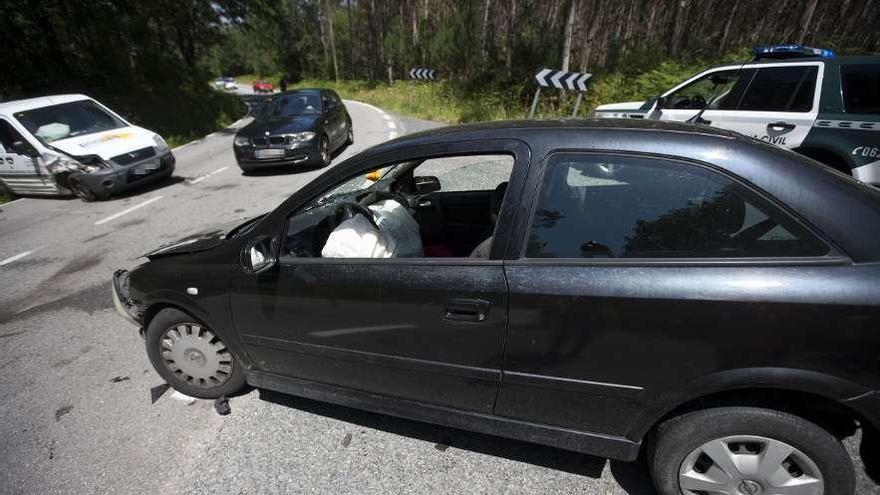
[{"left": 1, "top": 93, "right": 877, "bottom": 494}]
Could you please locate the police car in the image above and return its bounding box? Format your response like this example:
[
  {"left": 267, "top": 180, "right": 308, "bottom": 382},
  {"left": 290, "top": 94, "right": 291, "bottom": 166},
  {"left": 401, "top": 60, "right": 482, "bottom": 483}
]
[{"left": 594, "top": 45, "right": 880, "bottom": 185}]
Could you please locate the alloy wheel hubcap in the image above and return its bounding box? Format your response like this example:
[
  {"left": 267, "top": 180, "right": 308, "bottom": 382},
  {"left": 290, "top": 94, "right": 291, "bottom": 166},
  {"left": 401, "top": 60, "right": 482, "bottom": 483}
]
[
  {"left": 678, "top": 435, "right": 823, "bottom": 495},
  {"left": 321, "top": 139, "right": 329, "bottom": 163},
  {"left": 160, "top": 323, "right": 233, "bottom": 388}
]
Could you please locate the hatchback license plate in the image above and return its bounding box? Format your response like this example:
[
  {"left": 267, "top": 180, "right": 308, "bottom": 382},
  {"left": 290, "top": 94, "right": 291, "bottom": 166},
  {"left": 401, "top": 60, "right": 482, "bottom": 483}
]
[
  {"left": 255, "top": 149, "right": 285, "bottom": 159},
  {"left": 132, "top": 160, "right": 160, "bottom": 175}
]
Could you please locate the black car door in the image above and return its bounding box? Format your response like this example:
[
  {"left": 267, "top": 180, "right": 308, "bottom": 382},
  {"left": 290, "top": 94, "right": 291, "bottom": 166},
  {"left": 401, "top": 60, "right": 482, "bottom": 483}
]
[
  {"left": 230, "top": 139, "right": 530, "bottom": 414},
  {"left": 495, "top": 151, "right": 838, "bottom": 437}
]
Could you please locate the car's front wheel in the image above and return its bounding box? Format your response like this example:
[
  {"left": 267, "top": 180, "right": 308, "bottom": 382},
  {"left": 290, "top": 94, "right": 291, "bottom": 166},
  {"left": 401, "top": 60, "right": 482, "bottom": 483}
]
[
  {"left": 319, "top": 134, "right": 331, "bottom": 167},
  {"left": 648, "top": 406, "right": 854, "bottom": 495},
  {"left": 145, "top": 308, "right": 247, "bottom": 399}
]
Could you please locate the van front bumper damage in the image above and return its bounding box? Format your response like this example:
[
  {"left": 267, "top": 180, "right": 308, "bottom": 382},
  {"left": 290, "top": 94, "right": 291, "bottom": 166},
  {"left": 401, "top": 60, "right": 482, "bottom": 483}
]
[
  {"left": 73, "top": 150, "right": 175, "bottom": 197},
  {"left": 112, "top": 269, "right": 144, "bottom": 333}
]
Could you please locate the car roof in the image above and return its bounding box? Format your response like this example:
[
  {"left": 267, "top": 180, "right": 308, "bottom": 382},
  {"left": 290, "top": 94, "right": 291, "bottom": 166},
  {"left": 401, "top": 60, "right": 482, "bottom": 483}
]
[
  {"left": 715, "top": 55, "right": 880, "bottom": 68},
  {"left": 367, "top": 118, "right": 742, "bottom": 154},
  {"left": 0, "top": 94, "right": 91, "bottom": 115}
]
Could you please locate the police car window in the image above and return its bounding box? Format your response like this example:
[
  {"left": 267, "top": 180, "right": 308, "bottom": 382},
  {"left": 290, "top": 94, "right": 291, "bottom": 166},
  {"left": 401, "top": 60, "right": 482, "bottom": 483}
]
[
  {"left": 738, "top": 66, "right": 817, "bottom": 112},
  {"left": 665, "top": 70, "right": 740, "bottom": 110},
  {"left": 841, "top": 65, "right": 880, "bottom": 114},
  {"left": 525, "top": 154, "right": 829, "bottom": 259}
]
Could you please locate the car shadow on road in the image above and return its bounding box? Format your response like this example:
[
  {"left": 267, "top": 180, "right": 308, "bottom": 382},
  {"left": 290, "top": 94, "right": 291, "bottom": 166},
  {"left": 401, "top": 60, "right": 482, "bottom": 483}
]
[{"left": 259, "top": 389, "right": 658, "bottom": 493}]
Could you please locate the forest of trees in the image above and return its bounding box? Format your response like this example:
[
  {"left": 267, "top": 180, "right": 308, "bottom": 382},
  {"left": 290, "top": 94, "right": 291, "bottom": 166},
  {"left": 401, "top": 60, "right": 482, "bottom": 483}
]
[
  {"left": 213, "top": 0, "right": 880, "bottom": 85},
  {"left": 2, "top": 1, "right": 879, "bottom": 135}
]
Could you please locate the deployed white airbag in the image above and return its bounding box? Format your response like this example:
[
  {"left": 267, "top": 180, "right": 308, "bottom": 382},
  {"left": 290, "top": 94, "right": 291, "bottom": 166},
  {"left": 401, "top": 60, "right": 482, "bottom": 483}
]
[
  {"left": 368, "top": 199, "right": 423, "bottom": 257},
  {"left": 321, "top": 213, "right": 396, "bottom": 258},
  {"left": 35, "top": 123, "right": 70, "bottom": 142}
]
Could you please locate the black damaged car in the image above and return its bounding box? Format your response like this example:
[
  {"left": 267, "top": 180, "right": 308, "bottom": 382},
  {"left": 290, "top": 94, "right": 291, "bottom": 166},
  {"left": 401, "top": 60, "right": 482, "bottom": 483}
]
[
  {"left": 114, "top": 119, "right": 880, "bottom": 495},
  {"left": 233, "top": 89, "right": 352, "bottom": 171}
]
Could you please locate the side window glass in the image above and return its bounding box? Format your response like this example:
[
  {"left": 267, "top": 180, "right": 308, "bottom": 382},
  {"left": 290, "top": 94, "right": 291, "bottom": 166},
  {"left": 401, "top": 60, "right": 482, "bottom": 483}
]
[
  {"left": 739, "top": 66, "right": 817, "bottom": 112},
  {"left": 0, "top": 120, "right": 26, "bottom": 155},
  {"left": 526, "top": 154, "right": 829, "bottom": 259},
  {"left": 841, "top": 64, "right": 880, "bottom": 114},
  {"left": 284, "top": 154, "right": 515, "bottom": 260},
  {"left": 413, "top": 155, "right": 513, "bottom": 193},
  {"left": 665, "top": 70, "right": 740, "bottom": 110}
]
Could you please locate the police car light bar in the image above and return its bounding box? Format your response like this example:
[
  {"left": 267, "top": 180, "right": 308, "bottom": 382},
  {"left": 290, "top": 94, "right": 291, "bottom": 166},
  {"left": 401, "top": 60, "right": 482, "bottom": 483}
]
[{"left": 753, "top": 44, "right": 836, "bottom": 60}]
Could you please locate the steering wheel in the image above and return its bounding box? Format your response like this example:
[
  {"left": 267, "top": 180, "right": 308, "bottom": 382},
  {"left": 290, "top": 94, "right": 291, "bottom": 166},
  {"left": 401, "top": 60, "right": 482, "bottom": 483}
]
[
  {"left": 369, "top": 190, "right": 411, "bottom": 208},
  {"left": 689, "top": 95, "right": 707, "bottom": 109}
]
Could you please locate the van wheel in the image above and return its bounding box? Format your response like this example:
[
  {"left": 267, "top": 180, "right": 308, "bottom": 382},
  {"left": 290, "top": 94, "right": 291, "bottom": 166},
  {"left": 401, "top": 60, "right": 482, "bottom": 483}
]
[
  {"left": 648, "top": 407, "right": 854, "bottom": 495},
  {"left": 69, "top": 178, "right": 100, "bottom": 202},
  {"left": 145, "top": 308, "right": 247, "bottom": 399}
]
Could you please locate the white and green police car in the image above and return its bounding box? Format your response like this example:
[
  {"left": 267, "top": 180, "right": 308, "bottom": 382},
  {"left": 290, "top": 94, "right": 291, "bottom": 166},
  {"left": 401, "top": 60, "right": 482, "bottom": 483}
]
[{"left": 594, "top": 45, "right": 880, "bottom": 185}]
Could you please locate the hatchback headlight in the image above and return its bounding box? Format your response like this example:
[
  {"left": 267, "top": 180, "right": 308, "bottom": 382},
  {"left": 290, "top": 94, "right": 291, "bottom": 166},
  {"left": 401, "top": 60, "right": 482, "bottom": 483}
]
[
  {"left": 286, "top": 132, "right": 315, "bottom": 143},
  {"left": 153, "top": 134, "right": 169, "bottom": 151},
  {"left": 234, "top": 136, "right": 251, "bottom": 147}
]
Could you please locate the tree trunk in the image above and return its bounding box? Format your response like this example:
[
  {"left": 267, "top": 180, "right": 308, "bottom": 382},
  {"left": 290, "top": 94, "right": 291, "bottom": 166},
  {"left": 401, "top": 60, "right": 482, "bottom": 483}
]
[
  {"left": 324, "top": 0, "right": 339, "bottom": 82},
  {"left": 670, "top": 0, "right": 689, "bottom": 56},
  {"left": 561, "top": 0, "right": 578, "bottom": 72},
  {"left": 798, "top": 0, "right": 820, "bottom": 44}
]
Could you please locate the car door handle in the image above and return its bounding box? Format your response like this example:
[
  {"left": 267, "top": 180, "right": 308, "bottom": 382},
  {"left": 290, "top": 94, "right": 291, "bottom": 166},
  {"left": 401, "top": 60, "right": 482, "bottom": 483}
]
[
  {"left": 444, "top": 298, "right": 490, "bottom": 323},
  {"left": 768, "top": 121, "right": 795, "bottom": 132}
]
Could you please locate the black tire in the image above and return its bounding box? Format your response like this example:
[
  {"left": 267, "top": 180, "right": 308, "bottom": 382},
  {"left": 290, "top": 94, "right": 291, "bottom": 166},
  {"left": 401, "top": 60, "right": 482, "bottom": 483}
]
[
  {"left": 319, "top": 134, "right": 331, "bottom": 167},
  {"left": 649, "top": 406, "right": 854, "bottom": 495},
  {"left": 69, "top": 178, "right": 100, "bottom": 202},
  {"left": 145, "top": 308, "right": 247, "bottom": 399}
]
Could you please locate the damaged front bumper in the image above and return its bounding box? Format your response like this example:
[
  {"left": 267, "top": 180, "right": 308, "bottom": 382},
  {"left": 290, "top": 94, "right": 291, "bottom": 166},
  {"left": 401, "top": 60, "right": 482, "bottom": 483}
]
[{"left": 112, "top": 269, "right": 144, "bottom": 329}]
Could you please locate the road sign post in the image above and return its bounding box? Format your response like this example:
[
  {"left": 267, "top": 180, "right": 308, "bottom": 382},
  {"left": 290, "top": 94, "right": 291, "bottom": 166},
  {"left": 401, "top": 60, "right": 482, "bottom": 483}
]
[{"left": 529, "top": 68, "right": 592, "bottom": 118}]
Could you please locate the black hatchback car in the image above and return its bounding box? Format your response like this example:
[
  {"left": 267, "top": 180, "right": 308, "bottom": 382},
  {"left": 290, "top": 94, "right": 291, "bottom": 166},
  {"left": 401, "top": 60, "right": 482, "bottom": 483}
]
[
  {"left": 114, "top": 119, "right": 880, "bottom": 495},
  {"left": 233, "top": 89, "right": 352, "bottom": 171}
]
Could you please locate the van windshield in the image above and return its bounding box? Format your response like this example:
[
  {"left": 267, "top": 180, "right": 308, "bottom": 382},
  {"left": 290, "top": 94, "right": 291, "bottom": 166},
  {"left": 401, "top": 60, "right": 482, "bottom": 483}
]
[{"left": 14, "top": 100, "right": 127, "bottom": 143}]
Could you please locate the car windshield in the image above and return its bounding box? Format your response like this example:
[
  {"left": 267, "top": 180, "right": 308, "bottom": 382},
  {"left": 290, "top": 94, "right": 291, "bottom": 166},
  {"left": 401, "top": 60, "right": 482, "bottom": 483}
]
[
  {"left": 14, "top": 100, "right": 127, "bottom": 143},
  {"left": 258, "top": 93, "right": 322, "bottom": 117}
]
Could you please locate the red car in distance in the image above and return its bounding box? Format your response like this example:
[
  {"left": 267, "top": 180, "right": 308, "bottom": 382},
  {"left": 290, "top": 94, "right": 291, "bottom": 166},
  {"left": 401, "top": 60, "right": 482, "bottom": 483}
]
[{"left": 252, "top": 80, "right": 274, "bottom": 93}]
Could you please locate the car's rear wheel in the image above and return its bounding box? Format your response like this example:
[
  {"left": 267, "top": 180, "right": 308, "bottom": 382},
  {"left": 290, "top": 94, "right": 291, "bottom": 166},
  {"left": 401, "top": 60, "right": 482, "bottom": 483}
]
[
  {"left": 648, "top": 406, "right": 854, "bottom": 495},
  {"left": 145, "top": 308, "right": 246, "bottom": 399}
]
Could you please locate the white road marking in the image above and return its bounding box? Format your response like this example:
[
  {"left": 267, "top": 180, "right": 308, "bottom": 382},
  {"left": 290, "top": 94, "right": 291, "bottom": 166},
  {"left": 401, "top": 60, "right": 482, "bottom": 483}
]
[
  {"left": 188, "top": 166, "right": 230, "bottom": 184},
  {"left": 0, "top": 197, "right": 27, "bottom": 207},
  {"left": 170, "top": 391, "right": 197, "bottom": 404},
  {"left": 0, "top": 250, "right": 34, "bottom": 267},
  {"left": 94, "top": 196, "right": 163, "bottom": 225},
  {"left": 342, "top": 99, "right": 400, "bottom": 141}
]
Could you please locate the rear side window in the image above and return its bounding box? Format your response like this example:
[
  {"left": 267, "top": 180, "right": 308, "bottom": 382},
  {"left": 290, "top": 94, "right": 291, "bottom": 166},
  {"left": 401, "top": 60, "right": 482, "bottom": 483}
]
[
  {"left": 525, "top": 154, "right": 829, "bottom": 259},
  {"left": 841, "top": 64, "right": 880, "bottom": 114},
  {"left": 738, "top": 66, "right": 818, "bottom": 112}
]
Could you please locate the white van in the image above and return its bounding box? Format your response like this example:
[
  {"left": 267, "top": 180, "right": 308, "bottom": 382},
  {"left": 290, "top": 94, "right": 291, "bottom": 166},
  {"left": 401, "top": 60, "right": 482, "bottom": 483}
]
[{"left": 0, "top": 94, "right": 175, "bottom": 201}]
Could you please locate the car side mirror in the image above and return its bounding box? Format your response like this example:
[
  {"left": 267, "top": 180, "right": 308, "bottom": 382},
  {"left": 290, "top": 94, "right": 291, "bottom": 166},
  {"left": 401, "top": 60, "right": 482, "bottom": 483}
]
[
  {"left": 11, "top": 140, "right": 37, "bottom": 157},
  {"left": 241, "top": 236, "right": 277, "bottom": 273},
  {"left": 414, "top": 175, "right": 441, "bottom": 194}
]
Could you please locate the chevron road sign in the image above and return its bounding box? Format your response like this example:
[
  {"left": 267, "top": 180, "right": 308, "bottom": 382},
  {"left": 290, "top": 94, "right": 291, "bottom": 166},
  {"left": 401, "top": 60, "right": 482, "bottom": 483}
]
[
  {"left": 409, "top": 68, "right": 437, "bottom": 80},
  {"left": 534, "top": 68, "right": 591, "bottom": 91},
  {"left": 529, "top": 68, "right": 593, "bottom": 118}
]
